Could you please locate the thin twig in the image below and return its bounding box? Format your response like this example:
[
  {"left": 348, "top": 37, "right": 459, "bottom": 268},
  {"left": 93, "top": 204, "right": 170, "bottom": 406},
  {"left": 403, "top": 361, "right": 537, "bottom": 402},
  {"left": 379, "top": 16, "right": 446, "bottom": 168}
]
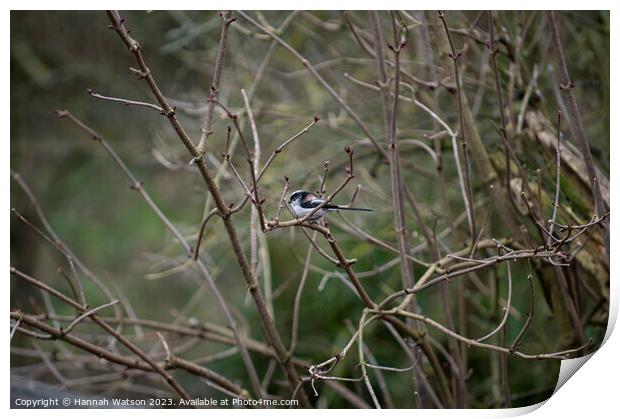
[
  {"left": 87, "top": 88, "right": 164, "bottom": 113},
  {"left": 196, "top": 11, "right": 236, "bottom": 156},
  {"left": 547, "top": 111, "right": 563, "bottom": 246},
  {"left": 258, "top": 117, "right": 320, "bottom": 182},
  {"left": 476, "top": 261, "right": 512, "bottom": 343},
  {"left": 289, "top": 234, "right": 315, "bottom": 355},
  {"left": 357, "top": 310, "right": 382, "bottom": 409},
  {"left": 511, "top": 275, "right": 535, "bottom": 351},
  {"left": 61, "top": 300, "right": 119, "bottom": 336}
]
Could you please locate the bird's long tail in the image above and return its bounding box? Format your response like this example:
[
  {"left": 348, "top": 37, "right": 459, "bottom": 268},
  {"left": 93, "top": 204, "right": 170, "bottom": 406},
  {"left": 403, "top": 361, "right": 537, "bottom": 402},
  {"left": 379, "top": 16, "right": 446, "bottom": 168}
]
[{"left": 329, "top": 206, "right": 373, "bottom": 212}]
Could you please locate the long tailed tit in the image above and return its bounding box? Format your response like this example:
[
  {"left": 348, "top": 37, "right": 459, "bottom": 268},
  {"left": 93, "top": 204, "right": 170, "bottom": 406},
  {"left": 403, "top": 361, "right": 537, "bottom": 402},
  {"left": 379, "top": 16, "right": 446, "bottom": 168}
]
[{"left": 288, "top": 190, "right": 373, "bottom": 222}]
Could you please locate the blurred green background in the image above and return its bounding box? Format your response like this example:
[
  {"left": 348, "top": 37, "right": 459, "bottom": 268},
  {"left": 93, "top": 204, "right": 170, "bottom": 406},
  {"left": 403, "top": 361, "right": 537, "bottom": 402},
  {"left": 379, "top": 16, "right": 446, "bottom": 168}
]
[{"left": 11, "top": 11, "right": 609, "bottom": 408}]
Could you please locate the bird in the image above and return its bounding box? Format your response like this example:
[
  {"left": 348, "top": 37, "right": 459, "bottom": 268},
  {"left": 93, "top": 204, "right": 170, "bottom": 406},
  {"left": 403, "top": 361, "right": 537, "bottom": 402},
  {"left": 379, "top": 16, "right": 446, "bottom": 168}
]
[{"left": 288, "top": 190, "right": 373, "bottom": 222}]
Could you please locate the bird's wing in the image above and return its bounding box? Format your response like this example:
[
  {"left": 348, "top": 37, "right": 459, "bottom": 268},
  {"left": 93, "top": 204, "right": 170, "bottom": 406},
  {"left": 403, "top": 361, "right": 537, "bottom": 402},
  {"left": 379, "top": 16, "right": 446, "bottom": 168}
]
[
  {"left": 302, "top": 192, "right": 318, "bottom": 203},
  {"left": 300, "top": 198, "right": 324, "bottom": 209}
]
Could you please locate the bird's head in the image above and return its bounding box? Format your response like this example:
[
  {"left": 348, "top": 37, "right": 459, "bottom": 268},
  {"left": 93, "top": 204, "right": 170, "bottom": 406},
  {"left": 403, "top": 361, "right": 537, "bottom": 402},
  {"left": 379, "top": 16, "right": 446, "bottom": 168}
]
[{"left": 288, "top": 190, "right": 308, "bottom": 205}]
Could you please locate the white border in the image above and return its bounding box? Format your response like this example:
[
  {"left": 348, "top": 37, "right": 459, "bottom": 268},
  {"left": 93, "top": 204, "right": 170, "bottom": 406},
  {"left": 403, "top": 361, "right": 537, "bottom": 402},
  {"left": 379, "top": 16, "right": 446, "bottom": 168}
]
[{"left": 4, "top": 3, "right": 617, "bottom": 418}]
